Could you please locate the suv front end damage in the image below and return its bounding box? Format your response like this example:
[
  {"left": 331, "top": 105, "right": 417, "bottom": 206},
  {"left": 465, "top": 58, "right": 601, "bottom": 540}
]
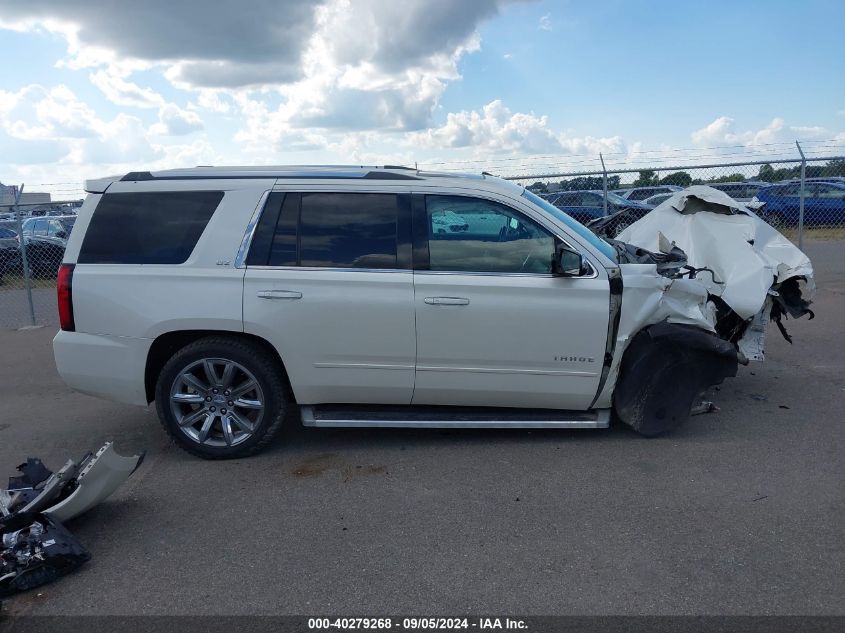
[{"left": 591, "top": 185, "right": 815, "bottom": 435}]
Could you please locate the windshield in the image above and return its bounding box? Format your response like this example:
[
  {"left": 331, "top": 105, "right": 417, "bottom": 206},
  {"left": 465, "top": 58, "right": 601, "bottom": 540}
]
[
  {"left": 521, "top": 189, "right": 616, "bottom": 261},
  {"left": 606, "top": 192, "right": 632, "bottom": 206}
]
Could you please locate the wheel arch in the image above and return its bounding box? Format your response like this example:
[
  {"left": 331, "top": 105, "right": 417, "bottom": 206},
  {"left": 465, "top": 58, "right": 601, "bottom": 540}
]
[{"left": 144, "top": 329, "right": 293, "bottom": 404}]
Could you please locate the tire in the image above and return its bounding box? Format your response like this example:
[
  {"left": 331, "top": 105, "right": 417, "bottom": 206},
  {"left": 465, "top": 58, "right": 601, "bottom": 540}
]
[
  {"left": 155, "top": 336, "right": 288, "bottom": 459},
  {"left": 612, "top": 324, "right": 739, "bottom": 437}
]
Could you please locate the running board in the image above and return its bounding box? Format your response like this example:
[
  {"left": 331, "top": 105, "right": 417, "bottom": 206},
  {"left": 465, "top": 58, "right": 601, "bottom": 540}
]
[{"left": 301, "top": 405, "right": 610, "bottom": 429}]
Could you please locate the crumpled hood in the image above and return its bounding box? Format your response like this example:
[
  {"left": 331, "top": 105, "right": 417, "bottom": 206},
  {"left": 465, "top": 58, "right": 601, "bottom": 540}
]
[{"left": 615, "top": 185, "right": 815, "bottom": 319}]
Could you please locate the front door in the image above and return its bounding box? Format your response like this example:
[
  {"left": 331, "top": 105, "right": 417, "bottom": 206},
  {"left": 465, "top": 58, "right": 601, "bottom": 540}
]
[{"left": 411, "top": 194, "right": 610, "bottom": 410}]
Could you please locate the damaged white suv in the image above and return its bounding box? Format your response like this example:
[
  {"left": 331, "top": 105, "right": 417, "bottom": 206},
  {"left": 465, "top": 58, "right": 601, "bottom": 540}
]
[{"left": 52, "top": 167, "right": 815, "bottom": 459}]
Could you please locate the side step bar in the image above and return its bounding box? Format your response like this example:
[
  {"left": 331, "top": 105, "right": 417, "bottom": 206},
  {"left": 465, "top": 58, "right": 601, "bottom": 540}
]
[{"left": 301, "top": 405, "right": 610, "bottom": 429}]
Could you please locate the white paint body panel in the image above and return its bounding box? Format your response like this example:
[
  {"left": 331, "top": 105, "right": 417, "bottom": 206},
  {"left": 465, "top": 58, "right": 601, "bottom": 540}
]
[
  {"left": 53, "top": 330, "right": 150, "bottom": 405},
  {"left": 412, "top": 272, "right": 609, "bottom": 409},
  {"left": 243, "top": 268, "right": 416, "bottom": 404}
]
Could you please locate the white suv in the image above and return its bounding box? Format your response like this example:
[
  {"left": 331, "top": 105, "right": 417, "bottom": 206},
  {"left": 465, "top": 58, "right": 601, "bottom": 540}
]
[{"left": 53, "top": 168, "right": 813, "bottom": 459}]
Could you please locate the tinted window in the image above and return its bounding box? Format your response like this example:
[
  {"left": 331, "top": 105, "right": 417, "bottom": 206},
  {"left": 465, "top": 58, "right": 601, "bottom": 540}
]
[
  {"left": 247, "top": 193, "right": 283, "bottom": 266},
  {"left": 0, "top": 227, "right": 14, "bottom": 238},
  {"left": 581, "top": 192, "right": 603, "bottom": 206},
  {"left": 426, "top": 196, "right": 555, "bottom": 274},
  {"left": 79, "top": 191, "right": 223, "bottom": 264},
  {"left": 269, "top": 194, "right": 299, "bottom": 266},
  {"left": 628, "top": 189, "right": 654, "bottom": 201},
  {"left": 298, "top": 193, "right": 398, "bottom": 268},
  {"left": 34, "top": 219, "right": 48, "bottom": 236},
  {"left": 47, "top": 220, "right": 66, "bottom": 237}
]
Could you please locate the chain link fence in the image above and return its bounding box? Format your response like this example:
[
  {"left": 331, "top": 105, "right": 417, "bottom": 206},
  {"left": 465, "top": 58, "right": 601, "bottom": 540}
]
[
  {"left": 3, "top": 152, "right": 844, "bottom": 329},
  {"left": 503, "top": 155, "right": 845, "bottom": 245},
  {"left": 1, "top": 188, "right": 83, "bottom": 329}
]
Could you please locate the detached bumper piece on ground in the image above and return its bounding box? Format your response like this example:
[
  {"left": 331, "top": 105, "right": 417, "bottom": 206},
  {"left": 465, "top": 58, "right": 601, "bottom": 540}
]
[{"left": 0, "top": 443, "right": 143, "bottom": 597}]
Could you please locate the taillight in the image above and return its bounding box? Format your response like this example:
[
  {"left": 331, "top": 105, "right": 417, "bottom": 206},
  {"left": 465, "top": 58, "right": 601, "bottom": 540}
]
[{"left": 57, "top": 264, "right": 75, "bottom": 331}]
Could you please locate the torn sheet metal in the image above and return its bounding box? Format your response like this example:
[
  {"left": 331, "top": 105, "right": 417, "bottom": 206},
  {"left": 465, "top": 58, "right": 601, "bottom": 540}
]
[
  {"left": 0, "top": 443, "right": 143, "bottom": 597},
  {"left": 615, "top": 185, "right": 815, "bottom": 320}
]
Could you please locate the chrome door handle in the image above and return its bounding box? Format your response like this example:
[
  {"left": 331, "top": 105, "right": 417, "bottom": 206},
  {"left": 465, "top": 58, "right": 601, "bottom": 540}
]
[
  {"left": 424, "top": 296, "right": 470, "bottom": 306},
  {"left": 257, "top": 290, "right": 302, "bottom": 300}
]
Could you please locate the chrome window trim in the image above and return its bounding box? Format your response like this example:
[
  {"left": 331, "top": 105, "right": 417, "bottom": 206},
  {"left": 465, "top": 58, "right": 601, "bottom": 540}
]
[
  {"left": 244, "top": 263, "right": 596, "bottom": 279},
  {"left": 234, "top": 189, "right": 271, "bottom": 269},
  {"left": 246, "top": 265, "right": 411, "bottom": 274},
  {"left": 414, "top": 262, "right": 598, "bottom": 280}
]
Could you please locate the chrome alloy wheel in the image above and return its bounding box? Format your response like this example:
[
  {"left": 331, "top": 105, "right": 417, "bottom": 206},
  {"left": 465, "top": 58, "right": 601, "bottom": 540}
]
[{"left": 169, "top": 357, "right": 265, "bottom": 447}]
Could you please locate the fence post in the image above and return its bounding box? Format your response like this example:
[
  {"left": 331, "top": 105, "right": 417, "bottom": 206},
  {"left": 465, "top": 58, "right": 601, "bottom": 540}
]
[
  {"left": 13, "top": 184, "right": 37, "bottom": 327},
  {"left": 599, "top": 152, "right": 608, "bottom": 216},
  {"left": 795, "top": 141, "right": 806, "bottom": 250}
]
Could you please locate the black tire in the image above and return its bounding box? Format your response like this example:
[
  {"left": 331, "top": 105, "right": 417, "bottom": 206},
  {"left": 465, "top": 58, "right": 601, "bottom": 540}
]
[
  {"left": 155, "top": 336, "right": 288, "bottom": 459},
  {"left": 612, "top": 324, "right": 739, "bottom": 437}
]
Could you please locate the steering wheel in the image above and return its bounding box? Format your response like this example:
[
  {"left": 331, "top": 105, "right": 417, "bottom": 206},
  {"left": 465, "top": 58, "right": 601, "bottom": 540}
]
[{"left": 521, "top": 246, "right": 547, "bottom": 273}]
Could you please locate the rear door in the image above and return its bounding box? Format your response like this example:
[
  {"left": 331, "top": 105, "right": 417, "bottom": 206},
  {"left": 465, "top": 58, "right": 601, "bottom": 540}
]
[
  {"left": 242, "top": 190, "right": 416, "bottom": 405},
  {"left": 411, "top": 192, "right": 610, "bottom": 410}
]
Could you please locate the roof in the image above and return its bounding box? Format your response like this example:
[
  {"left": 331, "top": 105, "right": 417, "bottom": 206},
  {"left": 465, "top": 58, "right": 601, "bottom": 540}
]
[{"left": 85, "top": 165, "right": 505, "bottom": 194}]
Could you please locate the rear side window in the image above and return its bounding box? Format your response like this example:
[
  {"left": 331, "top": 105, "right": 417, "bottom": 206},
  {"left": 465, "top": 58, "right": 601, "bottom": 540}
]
[
  {"left": 299, "top": 193, "right": 397, "bottom": 268},
  {"left": 79, "top": 191, "right": 223, "bottom": 264},
  {"left": 248, "top": 192, "right": 401, "bottom": 269}
]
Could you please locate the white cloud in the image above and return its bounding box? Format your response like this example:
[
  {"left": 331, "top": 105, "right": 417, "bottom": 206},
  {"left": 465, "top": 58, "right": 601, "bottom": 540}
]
[
  {"left": 691, "top": 116, "right": 830, "bottom": 147},
  {"left": 89, "top": 69, "right": 165, "bottom": 108},
  {"left": 539, "top": 13, "right": 552, "bottom": 31},
  {"left": 0, "top": 83, "right": 213, "bottom": 170},
  {"left": 409, "top": 100, "right": 625, "bottom": 157},
  {"left": 0, "top": 0, "right": 317, "bottom": 86},
  {"left": 149, "top": 103, "right": 204, "bottom": 136}
]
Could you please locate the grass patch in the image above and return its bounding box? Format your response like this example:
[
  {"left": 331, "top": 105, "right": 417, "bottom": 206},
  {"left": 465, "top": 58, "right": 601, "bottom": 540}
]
[{"left": 779, "top": 226, "right": 845, "bottom": 241}]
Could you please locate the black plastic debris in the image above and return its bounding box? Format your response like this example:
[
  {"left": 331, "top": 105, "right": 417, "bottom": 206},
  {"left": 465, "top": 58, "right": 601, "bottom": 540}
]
[{"left": 1, "top": 515, "right": 90, "bottom": 597}]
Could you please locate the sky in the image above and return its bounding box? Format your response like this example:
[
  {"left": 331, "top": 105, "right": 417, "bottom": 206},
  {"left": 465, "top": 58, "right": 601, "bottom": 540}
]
[{"left": 0, "top": 0, "right": 843, "bottom": 198}]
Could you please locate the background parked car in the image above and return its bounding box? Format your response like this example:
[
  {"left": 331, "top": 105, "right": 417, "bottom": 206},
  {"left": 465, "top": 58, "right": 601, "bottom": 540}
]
[
  {"left": 641, "top": 192, "right": 675, "bottom": 207},
  {"left": 0, "top": 226, "right": 21, "bottom": 283},
  {"left": 615, "top": 185, "right": 683, "bottom": 201},
  {"left": 706, "top": 181, "right": 767, "bottom": 203},
  {"left": 19, "top": 215, "right": 76, "bottom": 277},
  {"left": 544, "top": 190, "right": 656, "bottom": 238},
  {"left": 756, "top": 181, "right": 845, "bottom": 226},
  {"left": 543, "top": 190, "right": 654, "bottom": 228}
]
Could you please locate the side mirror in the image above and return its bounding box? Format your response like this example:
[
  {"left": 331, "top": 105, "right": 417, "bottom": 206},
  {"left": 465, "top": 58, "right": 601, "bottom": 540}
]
[{"left": 553, "top": 244, "right": 584, "bottom": 277}]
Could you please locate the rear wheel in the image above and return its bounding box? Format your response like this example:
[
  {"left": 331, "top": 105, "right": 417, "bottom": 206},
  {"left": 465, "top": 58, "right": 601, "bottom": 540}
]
[{"left": 155, "top": 337, "right": 287, "bottom": 459}]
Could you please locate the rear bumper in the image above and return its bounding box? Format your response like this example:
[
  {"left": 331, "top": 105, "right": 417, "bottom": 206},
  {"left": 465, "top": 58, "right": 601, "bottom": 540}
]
[{"left": 53, "top": 330, "right": 151, "bottom": 406}]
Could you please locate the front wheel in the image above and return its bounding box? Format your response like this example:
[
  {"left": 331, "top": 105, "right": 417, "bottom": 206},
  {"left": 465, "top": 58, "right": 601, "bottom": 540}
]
[{"left": 155, "top": 336, "right": 287, "bottom": 459}]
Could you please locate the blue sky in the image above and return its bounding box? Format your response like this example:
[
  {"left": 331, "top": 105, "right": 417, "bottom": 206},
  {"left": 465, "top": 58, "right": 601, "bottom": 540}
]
[{"left": 0, "top": 0, "right": 843, "bottom": 195}]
